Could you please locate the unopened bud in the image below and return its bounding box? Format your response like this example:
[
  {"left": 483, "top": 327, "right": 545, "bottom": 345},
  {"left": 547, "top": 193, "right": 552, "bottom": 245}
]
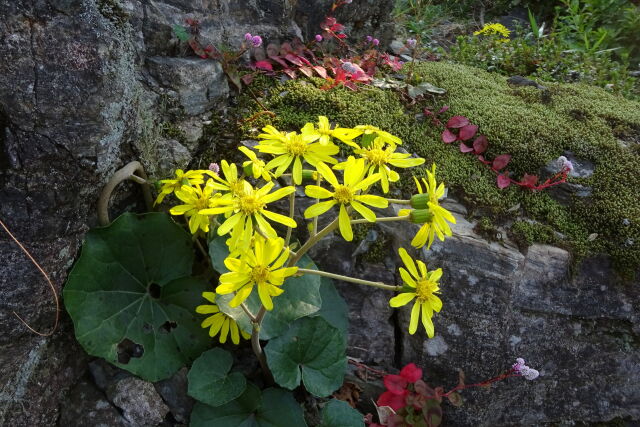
[
  {"left": 243, "top": 164, "right": 253, "bottom": 177},
  {"left": 410, "top": 209, "right": 433, "bottom": 224},
  {"left": 302, "top": 169, "right": 319, "bottom": 181},
  {"left": 410, "top": 193, "right": 429, "bottom": 209}
]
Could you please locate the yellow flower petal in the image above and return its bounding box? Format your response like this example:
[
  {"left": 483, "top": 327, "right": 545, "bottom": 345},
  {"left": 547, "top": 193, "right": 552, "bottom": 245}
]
[
  {"left": 409, "top": 302, "right": 420, "bottom": 335},
  {"left": 351, "top": 200, "right": 376, "bottom": 222},
  {"left": 398, "top": 248, "right": 419, "bottom": 278},
  {"left": 389, "top": 292, "right": 415, "bottom": 307},
  {"left": 354, "top": 194, "right": 388, "bottom": 208},
  {"left": 338, "top": 204, "right": 353, "bottom": 241},
  {"left": 304, "top": 185, "right": 333, "bottom": 199},
  {"left": 304, "top": 200, "right": 336, "bottom": 218},
  {"left": 261, "top": 209, "right": 297, "bottom": 228},
  {"left": 421, "top": 303, "right": 435, "bottom": 338},
  {"left": 258, "top": 282, "right": 274, "bottom": 311}
]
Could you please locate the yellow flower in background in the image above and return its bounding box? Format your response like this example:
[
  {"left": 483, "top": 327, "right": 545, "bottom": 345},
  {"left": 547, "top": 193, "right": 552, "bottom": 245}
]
[
  {"left": 199, "top": 181, "right": 296, "bottom": 251},
  {"left": 217, "top": 235, "right": 298, "bottom": 310},
  {"left": 258, "top": 125, "right": 288, "bottom": 143},
  {"left": 405, "top": 164, "right": 456, "bottom": 249},
  {"left": 335, "top": 137, "right": 425, "bottom": 193},
  {"left": 473, "top": 22, "right": 510, "bottom": 41},
  {"left": 169, "top": 180, "right": 219, "bottom": 234},
  {"left": 303, "top": 157, "right": 387, "bottom": 241},
  {"left": 256, "top": 129, "right": 339, "bottom": 185},
  {"left": 389, "top": 248, "right": 443, "bottom": 337},
  {"left": 239, "top": 146, "right": 271, "bottom": 181},
  {"left": 155, "top": 169, "right": 212, "bottom": 205},
  {"left": 209, "top": 160, "right": 249, "bottom": 199},
  {"left": 304, "top": 116, "right": 363, "bottom": 146},
  {"left": 196, "top": 292, "right": 250, "bottom": 344},
  {"left": 354, "top": 125, "right": 402, "bottom": 146}
]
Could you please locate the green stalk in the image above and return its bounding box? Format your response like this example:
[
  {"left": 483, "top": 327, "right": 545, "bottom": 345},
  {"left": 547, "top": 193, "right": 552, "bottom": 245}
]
[
  {"left": 250, "top": 306, "right": 274, "bottom": 385},
  {"left": 285, "top": 191, "right": 295, "bottom": 247},
  {"left": 287, "top": 217, "right": 339, "bottom": 267},
  {"left": 350, "top": 215, "right": 410, "bottom": 225},
  {"left": 297, "top": 268, "right": 402, "bottom": 291}
]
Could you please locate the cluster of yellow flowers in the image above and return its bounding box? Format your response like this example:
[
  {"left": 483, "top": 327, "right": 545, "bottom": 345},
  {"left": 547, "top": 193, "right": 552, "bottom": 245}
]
[
  {"left": 473, "top": 22, "right": 511, "bottom": 42},
  {"left": 157, "top": 116, "right": 457, "bottom": 341}
]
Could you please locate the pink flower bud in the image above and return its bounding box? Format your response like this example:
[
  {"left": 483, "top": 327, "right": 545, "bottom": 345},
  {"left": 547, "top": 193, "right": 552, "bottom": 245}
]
[
  {"left": 251, "top": 35, "right": 263, "bottom": 47},
  {"left": 407, "top": 38, "right": 417, "bottom": 48},
  {"left": 372, "top": 38, "right": 380, "bottom": 46},
  {"left": 244, "top": 33, "right": 253, "bottom": 41},
  {"left": 208, "top": 163, "right": 220, "bottom": 174},
  {"left": 366, "top": 35, "right": 373, "bottom": 42},
  {"left": 315, "top": 34, "right": 323, "bottom": 42}
]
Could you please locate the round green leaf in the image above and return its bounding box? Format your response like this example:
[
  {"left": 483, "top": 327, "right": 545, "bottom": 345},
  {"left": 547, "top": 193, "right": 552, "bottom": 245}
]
[
  {"left": 187, "top": 348, "right": 246, "bottom": 407},
  {"left": 265, "top": 316, "right": 347, "bottom": 397},
  {"left": 311, "top": 277, "right": 348, "bottom": 336},
  {"left": 320, "top": 399, "right": 364, "bottom": 427},
  {"left": 190, "top": 384, "right": 307, "bottom": 427},
  {"left": 63, "top": 213, "right": 210, "bottom": 381}
]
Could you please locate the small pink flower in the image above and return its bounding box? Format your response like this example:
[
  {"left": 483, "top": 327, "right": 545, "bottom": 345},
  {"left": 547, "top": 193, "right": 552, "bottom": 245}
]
[
  {"left": 244, "top": 33, "right": 253, "bottom": 41},
  {"left": 407, "top": 38, "right": 417, "bottom": 48},
  {"left": 208, "top": 163, "right": 220, "bottom": 174},
  {"left": 372, "top": 38, "right": 379, "bottom": 46},
  {"left": 251, "top": 35, "right": 263, "bottom": 47},
  {"left": 315, "top": 34, "right": 323, "bottom": 42},
  {"left": 366, "top": 35, "right": 373, "bottom": 42}
]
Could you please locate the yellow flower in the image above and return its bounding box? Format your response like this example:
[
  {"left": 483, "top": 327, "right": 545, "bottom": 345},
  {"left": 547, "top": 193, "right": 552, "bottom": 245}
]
[
  {"left": 169, "top": 180, "right": 219, "bottom": 234},
  {"left": 256, "top": 128, "right": 339, "bottom": 185},
  {"left": 405, "top": 164, "right": 456, "bottom": 249},
  {"left": 335, "top": 137, "right": 425, "bottom": 193},
  {"left": 303, "top": 157, "right": 388, "bottom": 241},
  {"left": 354, "top": 125, "right": 402, "bottom": 146},
  {"left": 155, "top": 169, "right": 212, "bottom": 205},
  {"left": 199, "top": 181, "right": 296, "bottom": 251},
  {"left": 389, "top": 248, "right": 443, "bottom": 337},
  {"left": 473, "top": 23, "right": 510, "bottom": 41},
  {"left": 196, "top": 292, "right": 250, "bottom": 344},
  {"left": 304, "top": 116, "right": 363, "bottom": 146},
  {"left": 217, "top": 234, "right": 298, "bottom": 310},
  {"left": 209, "top": 160, "right": 250, "bottom": 199},
  {"left": 258, "top": 125, "right": 288, "bottom": 143},
  {"left": 239, "top": 146, "right": 271, "bottom": 181}
]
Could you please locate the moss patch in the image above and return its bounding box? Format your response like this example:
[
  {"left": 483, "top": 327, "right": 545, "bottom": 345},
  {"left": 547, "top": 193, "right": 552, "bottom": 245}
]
[{"left": 232, "top": 63, "right": 640, "bottom": 278}]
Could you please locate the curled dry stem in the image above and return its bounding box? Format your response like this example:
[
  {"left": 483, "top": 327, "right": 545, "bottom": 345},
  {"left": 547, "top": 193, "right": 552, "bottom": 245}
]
[{"left": 98, "top": 161, "right": 153, "bottom": 226}]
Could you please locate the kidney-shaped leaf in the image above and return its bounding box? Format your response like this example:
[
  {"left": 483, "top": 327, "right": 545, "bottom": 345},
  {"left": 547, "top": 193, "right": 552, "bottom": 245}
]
[
  {"left": 190, "top": 384, "right": 307, "bottom": 427},
  {"left": 63, "top": 213, "right": 210, "bottom": 381},
  {"left": 446, "top": 115, "right": 469, "bottom": 128},
  {"left": 320, "top": 399, "right": 364, "bottom": 427},
  {"left": 187, "top": 348, "right": 246, "bottom": 407},
  {"left": 265, "top": 316, "right": 347, "bottom": 397}
]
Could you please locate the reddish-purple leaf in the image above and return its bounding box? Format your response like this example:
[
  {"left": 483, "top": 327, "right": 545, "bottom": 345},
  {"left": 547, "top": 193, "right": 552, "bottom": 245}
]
[
  {"left": 446, "top": 115, "right": 470, "bottom": 128},
  {"left": 254, "top": 60, "right": 273, "bottom": 71},
  {"left": 283, "top": 68, "right": 297, "bottom": 79},
  {"left": 459, "top": 142, "right": 474, "bottom": 153},
  {"left": 442, "top": 128, "right": 457, "bottom": 144},
  {"left": 298, "top": 65, "right": 313, "bottom": 78},
  {"left": 423, "top": 108, "right": 434, "bottom": 117},
  {"left": 492, "top": 154, "right": 512, "bottom": 170},
  {"left": 241, "top": 73, "right": 255, "bottom": 85},
  {"left": 472, "top": 135, "right": 488, "bottom": 154},
  {"left": 497, "top": 173, "right": 511, "bottom": 189},
  {"left": 458, "top": 124, "right": 478, "bottom": 141},
  {"left": 520, "top": 173, "right": 539, "bottom": 187},
  {"left": 438, "top": 105, "right": 450, "bottom": 114},
  {"left": 269, "top": 55, "right": 289, "bottom": 68},
  {"left": 312, "top": 65, "right": 327, "bottom": 78},
  {"left": 284, "top": 53, "right": 304, "bottom": 66}
]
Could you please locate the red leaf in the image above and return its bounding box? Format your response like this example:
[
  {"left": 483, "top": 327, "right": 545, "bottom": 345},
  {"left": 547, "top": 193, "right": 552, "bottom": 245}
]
[
  {"left": 376, "top": 390, "right": 408, "bottom": 411},
  {"left": 497, "top": 173, "right": 511, "bottom": 189},
  {"left": 383, "top": 374, "right": 408, "bottom": 395},
  {"left": 520, "top": 173, "right": 539, "bottom": 187},
  {"left": 438, "top": 105, "right": 450, "bottom": 114},
  {"left": 298, "top": 66, "right": 313, "bottom": 78},
  {"left": 284, "top": 53, "right": 304, "bottom": 66},
  {"left": 241, "top": 74, "right": 254, "bottom": 85},
  {"left": 442, "top": 129, "right": 457, "bottom": 144},
  {"left": 254, "top": 60, "right": 273, "bottom": 71},
  {"left": 268, "top": 55, "right": 289, "bottom": 68},
  {"left": 446, "top": 115, "right": 470, "bottom": 128},
  {"left": 282, "top": 68, "right": 297, "bottom": 79},
  {"left": 458, "top": 124, "right": 478, "bottom": 141},
  {"left": 400, "top": 363, "right": 423, "bottom": 383},
  {"left": 312, "top": 65, "right": 327, "bottom": 78},
  {"left": 472, "top": 135, "right": 488, "bottom": 154},
  {"left": 459, "top": 142, "right": 474, "bottom": 153},
  {"left": 492, "top": 154, "right": 512, "bottom": 170}
]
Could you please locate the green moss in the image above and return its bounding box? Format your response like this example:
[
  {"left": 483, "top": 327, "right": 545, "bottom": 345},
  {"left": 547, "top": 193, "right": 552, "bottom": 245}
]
[
  {"left": 510, "top": 221, "right": 558, "bottom": 249},
  {"left": 234, "top": 61, "right": 640, "bottom": 278}
]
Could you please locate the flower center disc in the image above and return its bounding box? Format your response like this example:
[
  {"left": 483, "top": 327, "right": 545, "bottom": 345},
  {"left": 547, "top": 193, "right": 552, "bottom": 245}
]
[
  {"left": 250, "top": 265, "right": 270, "bottom": 283},
  {"left": 239, "top": 194, "right": 264, "bottom": 214},
  {"left": 415, "top": 278, "right": 437, "bottom": 302},
  {"left": 334, "top": 185, "right": 353, "bottom": 204},
  {"left": 366, "top": 148, "right": 390, "bottom": 166},
  {"left": 286, "top": 135, "right": 308, "bottom": 156}
]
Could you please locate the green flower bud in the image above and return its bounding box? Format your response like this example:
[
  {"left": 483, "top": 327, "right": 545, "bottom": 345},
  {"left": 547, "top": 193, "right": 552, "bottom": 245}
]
[
  {"left": 410, "top": 209, "right": 434, "bottom": 224},
  {"left": 243, "top": 164, "right": 253, "bottom": 177},
  {"left": 302, "top": 169, "right": 318, "bottom": 181},
  {"left": 410, "top": 193, "right": 429, "bottom": 209}
]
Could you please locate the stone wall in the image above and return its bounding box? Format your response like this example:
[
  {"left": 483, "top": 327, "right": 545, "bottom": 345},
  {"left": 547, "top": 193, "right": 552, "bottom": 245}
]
[{"left": 0, "top": 0, "right": 393, "bottom": 424}]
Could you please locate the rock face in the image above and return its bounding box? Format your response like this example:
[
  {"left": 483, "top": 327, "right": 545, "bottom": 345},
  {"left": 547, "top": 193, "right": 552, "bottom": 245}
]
[{"left": 0, "top": 0, "right": 393, "bottom": 425}]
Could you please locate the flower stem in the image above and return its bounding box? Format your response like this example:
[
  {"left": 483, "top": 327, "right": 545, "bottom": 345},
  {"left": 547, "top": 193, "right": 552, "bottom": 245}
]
[
  {"left": 288, "top": 217, "right": 339, "bottom": 267},
  {"left": 385, "top": 198, "right": 411, "bottom": 205},
  {"left": 285, "top": 191, "right": 295, "bottom": 247},
  {"left": 298, "top": 268, "right": 402, "bottom": 292},
  {"left": 251, "top": 306, "right": 274, "bottom": 385},
  {"left": 350, "top": 215, "right": 410, "bottom": 225},
  {"left": 312, "top": 174, "right": 321, "bottom": 237}
]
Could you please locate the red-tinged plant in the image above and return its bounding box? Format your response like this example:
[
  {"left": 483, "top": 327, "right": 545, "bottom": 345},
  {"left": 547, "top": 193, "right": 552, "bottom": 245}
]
[
  {"left": 435, "top": 111, "right": 573, "bottom": 191},
  {"left": 369, "top": 359, "right": 539, "bottom": 426}
]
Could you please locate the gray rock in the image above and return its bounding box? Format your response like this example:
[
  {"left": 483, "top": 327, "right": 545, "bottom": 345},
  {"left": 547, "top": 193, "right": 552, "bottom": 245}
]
[
  {"left": 154, "top": 367, "right": 193, "bottom": 424},
  {"left": 58, "top": 378, "right": 127, "bottom": 427},
  {"left": 156, "top": 138, "right": 192, "bottom": 177},
  {"left": 107, "top": 377, "right": 169, "bottom": 426},
  {"left": 542, "top": 151, "right": 595, "bottom": 205},
  {"left": 147, "top": 57, "right": 229, "bottom": 116}
]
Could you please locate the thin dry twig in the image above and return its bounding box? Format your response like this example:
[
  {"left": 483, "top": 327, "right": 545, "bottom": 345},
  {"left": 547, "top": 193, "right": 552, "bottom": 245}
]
[{"left": 0, "top": 218, "right": 59, "bottom": 336}]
